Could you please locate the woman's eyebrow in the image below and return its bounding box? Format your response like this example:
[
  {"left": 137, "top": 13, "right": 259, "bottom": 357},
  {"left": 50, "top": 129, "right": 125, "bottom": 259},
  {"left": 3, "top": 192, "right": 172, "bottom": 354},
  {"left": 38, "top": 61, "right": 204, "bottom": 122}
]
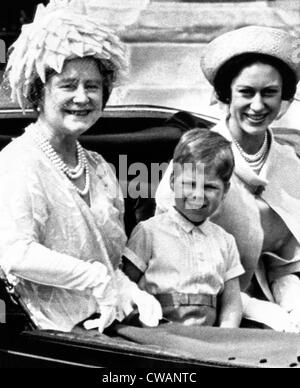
[
  {"left": 235, "top": 83, "right": 281, "bottom": 89},
  {"left": 56, "top": 77, "right": 77, "bottom": 83},
  {"left": 263, "top": 85, "right": 281, "bottom": 89},
  {"left": 86, "top": 79, "right": 103, "bottom": 85},
  {"left": 234, "top": 84, "right": 253, "bottom": 88},
  {"left": 56, "top": 77, "right": 102, "bottom": 84}
]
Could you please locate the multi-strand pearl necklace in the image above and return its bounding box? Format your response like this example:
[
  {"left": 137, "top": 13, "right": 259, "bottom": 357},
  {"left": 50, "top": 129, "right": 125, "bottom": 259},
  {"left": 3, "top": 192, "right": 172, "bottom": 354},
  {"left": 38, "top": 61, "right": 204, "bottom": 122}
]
[
  {"left": 31, "top": 124, "right": 90, "bottom": 196},
  {"left": 231, "top": 132, "right": 269, "bottom": 173}
]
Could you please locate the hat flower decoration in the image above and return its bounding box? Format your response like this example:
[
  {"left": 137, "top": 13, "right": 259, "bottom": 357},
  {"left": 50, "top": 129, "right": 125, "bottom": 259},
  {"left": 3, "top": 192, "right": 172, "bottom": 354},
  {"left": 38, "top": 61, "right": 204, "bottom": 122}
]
[{"left": 5, "top": 0, "right": 134, "bottom": 110}]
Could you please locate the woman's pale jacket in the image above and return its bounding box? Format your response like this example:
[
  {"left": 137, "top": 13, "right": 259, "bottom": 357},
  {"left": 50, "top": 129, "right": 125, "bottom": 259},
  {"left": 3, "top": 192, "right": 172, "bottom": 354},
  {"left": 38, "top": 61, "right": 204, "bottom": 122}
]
[
  {"left": 156, "top": 119, "right": 300, "bottom": 298},
  {"left": 0, "top": 127, "right": 127, "bottom": 331}
]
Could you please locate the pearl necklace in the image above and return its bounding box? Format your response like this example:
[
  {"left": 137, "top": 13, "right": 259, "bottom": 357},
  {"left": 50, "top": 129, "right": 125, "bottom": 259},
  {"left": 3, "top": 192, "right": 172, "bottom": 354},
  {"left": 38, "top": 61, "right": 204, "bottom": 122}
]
[
  {"left": 231, "top": 132, "right": 269, "bottom": 172},
  {"left": 31, "top": 125, "right": 90, "bottom": 196}
]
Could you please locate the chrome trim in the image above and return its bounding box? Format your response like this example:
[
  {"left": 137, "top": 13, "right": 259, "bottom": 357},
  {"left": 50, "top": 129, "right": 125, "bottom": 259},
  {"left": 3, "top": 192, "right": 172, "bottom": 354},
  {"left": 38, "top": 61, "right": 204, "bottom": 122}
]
[
  {"left": 0, "top": 104, "right": 219, "bottom": 123},
  {"left": 2, "top": 349, "right": 100, "bottom": 368}
]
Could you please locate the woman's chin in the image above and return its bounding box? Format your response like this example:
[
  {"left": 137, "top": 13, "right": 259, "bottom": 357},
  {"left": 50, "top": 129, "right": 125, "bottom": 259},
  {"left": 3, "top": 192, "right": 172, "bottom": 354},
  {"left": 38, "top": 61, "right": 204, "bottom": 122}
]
[
  {"left": 241, "top": 120, "right": 269, "bottom": 136},
  {"left": 63, "top": 119, "right": 95, "bottom": 135}
]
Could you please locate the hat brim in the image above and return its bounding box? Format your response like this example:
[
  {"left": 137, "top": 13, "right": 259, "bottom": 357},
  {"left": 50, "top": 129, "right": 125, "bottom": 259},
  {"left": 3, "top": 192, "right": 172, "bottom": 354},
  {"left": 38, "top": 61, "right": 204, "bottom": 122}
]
[{"left": 201, "top": 26, "right": 300, "bottom": 85}]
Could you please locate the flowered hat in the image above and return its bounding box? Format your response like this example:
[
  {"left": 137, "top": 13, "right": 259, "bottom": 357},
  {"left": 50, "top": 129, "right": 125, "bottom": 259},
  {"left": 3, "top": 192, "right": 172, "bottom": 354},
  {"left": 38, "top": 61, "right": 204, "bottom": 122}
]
[
  {"left": 4, "top": 0, "right": 129, "bottom": 109},
  {"left": 201, "top": 26, "right": 300, "bottom": 86}
]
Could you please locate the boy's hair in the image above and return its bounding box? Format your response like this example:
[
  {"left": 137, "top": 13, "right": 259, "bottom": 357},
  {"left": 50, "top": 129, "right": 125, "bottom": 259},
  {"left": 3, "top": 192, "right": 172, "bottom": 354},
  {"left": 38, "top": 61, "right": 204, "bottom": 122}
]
[{"left": 173, "top": 127, "right": 235, "bottom": 184}]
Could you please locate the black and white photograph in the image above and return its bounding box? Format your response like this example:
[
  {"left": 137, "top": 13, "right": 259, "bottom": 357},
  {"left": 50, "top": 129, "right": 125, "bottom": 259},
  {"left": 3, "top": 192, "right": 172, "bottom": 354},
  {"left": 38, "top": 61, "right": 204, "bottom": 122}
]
[{"left": 0, "top": 0, "right": 300, "bottom": 372}]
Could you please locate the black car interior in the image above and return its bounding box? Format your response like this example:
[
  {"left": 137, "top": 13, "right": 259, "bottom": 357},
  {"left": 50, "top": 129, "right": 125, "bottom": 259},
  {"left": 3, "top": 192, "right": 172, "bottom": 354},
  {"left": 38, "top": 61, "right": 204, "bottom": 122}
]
[{"left": 1, "top": 106, "right": 300, "bottom": 367}]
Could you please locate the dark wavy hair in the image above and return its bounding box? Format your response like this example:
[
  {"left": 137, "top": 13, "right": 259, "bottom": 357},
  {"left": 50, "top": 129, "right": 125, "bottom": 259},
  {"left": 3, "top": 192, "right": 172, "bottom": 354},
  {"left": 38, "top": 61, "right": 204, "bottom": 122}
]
[
  {"left": 28, "top": 57, "right": 115, "bottom": 111},
  {"left": 172, "top": 127, "right": 235, "bottom": 184},
  {"left": 214, "top": 53, "right": 297, "bottom": 103}
]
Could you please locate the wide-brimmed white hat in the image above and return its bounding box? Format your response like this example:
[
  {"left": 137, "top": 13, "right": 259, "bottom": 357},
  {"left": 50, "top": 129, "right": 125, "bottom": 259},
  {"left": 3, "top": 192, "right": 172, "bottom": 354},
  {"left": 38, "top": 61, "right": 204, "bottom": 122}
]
[{"left": 201, "top": 26, "right": 300, "bottom": 85}]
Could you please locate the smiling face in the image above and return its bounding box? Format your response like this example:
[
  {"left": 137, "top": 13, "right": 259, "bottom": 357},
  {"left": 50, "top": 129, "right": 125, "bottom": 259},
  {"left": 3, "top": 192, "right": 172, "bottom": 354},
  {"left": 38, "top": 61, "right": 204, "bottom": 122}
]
[
  {"left": 172, "top": 163, "right": 228, "bottom": 224},
  {"left": 228, "top": 63, "right": 283, "bottom": 144},
  {"left": 39, "top": 57, "right": 104, "bottom": 139}
]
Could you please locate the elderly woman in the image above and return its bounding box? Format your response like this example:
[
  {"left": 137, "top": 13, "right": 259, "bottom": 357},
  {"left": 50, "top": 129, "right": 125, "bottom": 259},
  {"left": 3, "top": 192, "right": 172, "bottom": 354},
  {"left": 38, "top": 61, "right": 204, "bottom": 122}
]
[
  {"left": 156, "top": 26, "right": 300, "bottom": 331},
  {"left": 0, "top": 0, "right": 162, "bottom": 333}
]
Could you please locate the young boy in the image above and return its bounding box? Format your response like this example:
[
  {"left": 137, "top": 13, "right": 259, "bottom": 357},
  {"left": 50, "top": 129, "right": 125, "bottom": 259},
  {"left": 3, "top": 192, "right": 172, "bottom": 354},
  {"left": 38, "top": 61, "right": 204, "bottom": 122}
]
[{"left": 123, "top": 128, "right": 244, "bottom": 327}]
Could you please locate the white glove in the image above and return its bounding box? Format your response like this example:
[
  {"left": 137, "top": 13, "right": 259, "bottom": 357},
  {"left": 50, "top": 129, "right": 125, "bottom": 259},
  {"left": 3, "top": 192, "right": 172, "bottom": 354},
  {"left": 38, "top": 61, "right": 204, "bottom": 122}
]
[
  {"left": 115, "top": 269, "right": 162, "bottom": 327},
  {"left": 271, "top": 274, "right": 300, "bottom": 312},
  {"left": 271, "top": 274, "right": 300, "bottom": 331},
  {"left": 241, "top": 292, "right": 299, "bottom": 333},
  {"left": 84, "top": 271, "right": 118, "bottom": 333}
]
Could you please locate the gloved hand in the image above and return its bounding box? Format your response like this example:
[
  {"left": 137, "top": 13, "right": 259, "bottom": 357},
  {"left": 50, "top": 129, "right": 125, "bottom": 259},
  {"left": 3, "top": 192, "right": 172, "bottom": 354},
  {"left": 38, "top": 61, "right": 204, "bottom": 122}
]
[
  {"left": 271, "top": 274, "right": 300, "bottom": 331},
  {"left": 84, "top": 270, "right": 118, "bottom": 333},
  {"left": 241, "top": 292, "right": 299, "bottom": 333},
  {"left": 288, "top": 308, "right": 300, "bottom": 331},
  {"left": 115, "top": 269, "right": 162, "bottom": 327}
]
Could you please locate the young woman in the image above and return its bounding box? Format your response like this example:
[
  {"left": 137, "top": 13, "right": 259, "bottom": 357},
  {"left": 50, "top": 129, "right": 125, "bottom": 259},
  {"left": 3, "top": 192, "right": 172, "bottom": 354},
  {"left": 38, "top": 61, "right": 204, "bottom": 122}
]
[{"left": 156, "top": 26, "right": 300, "bottom": 332}]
